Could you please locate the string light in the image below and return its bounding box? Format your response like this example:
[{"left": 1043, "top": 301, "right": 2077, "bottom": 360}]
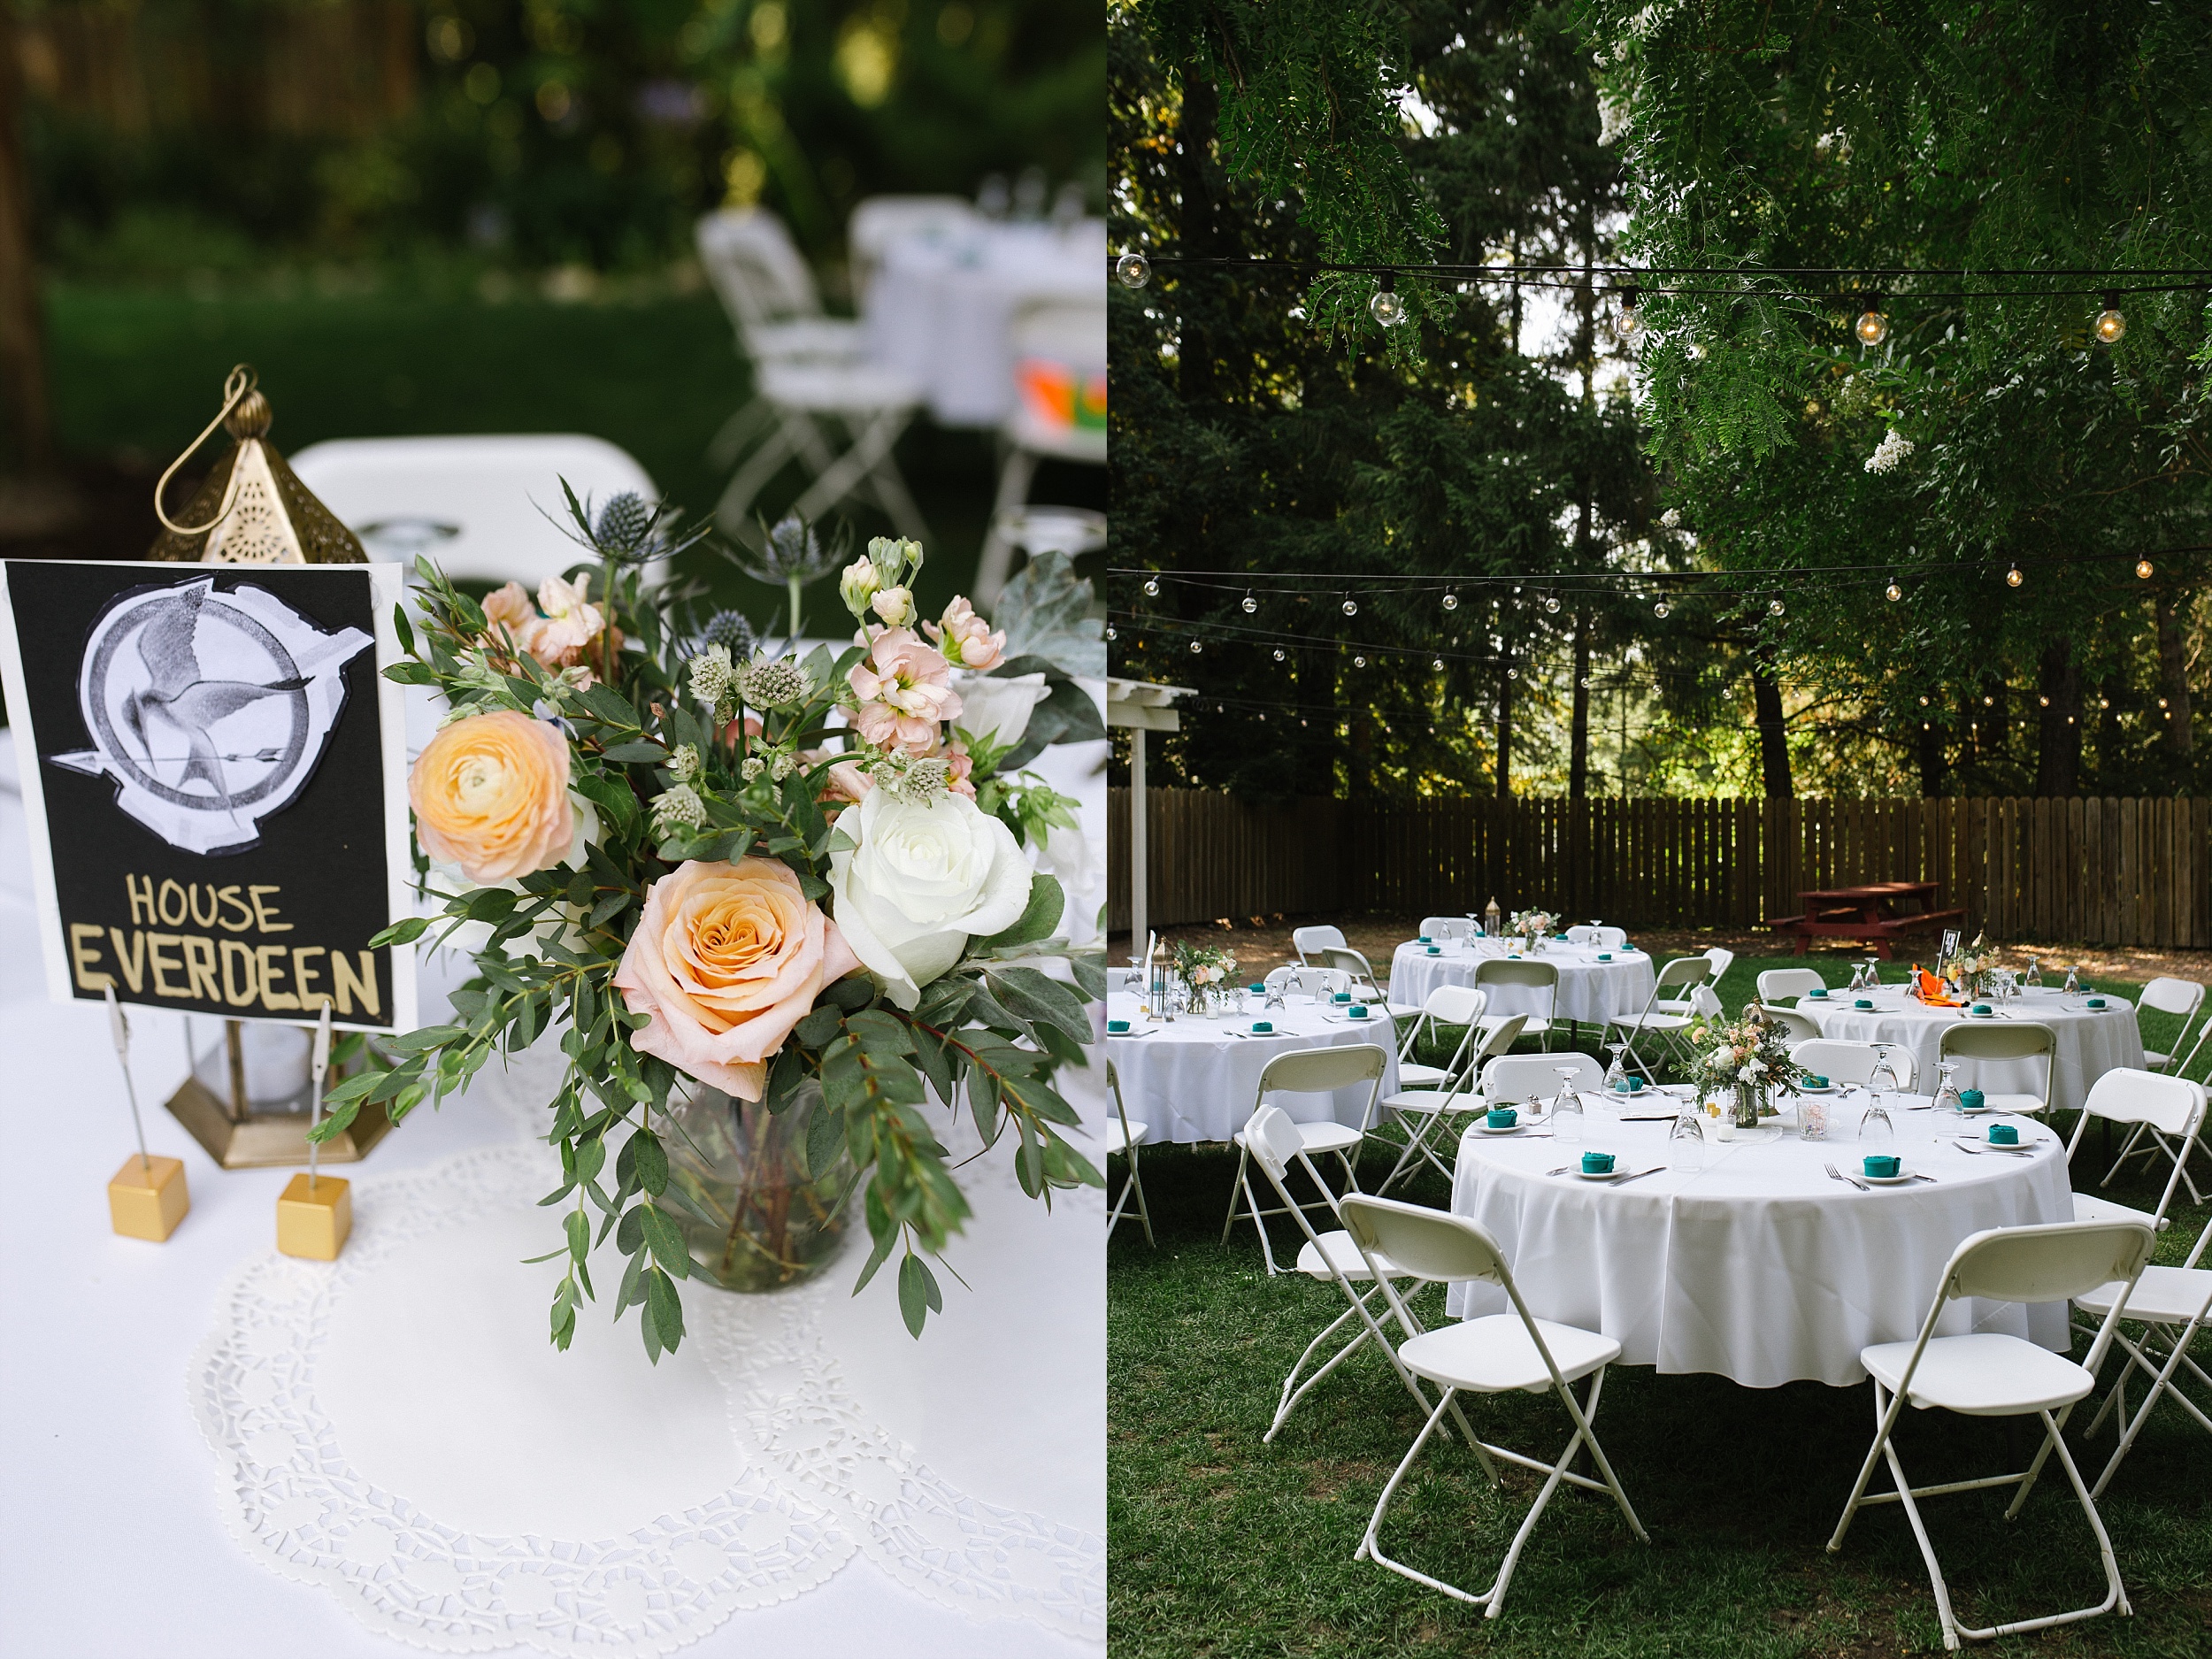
[
  {"left": 1855, "top": 294, "right": 1890, "bottom": 346},
  {"left": 2136, "top": 559, "right": 2154, "bottom": 579},
  {"left": 1442, "top": 591, "right": 1459, "bottom": 611},
  {"left": 1507, "top": 667, "right": 1519, "bottom": 680},
  {"left": 2039, "top": 695, "right": 2050, "bottom": 706},
  {"left": 1116, "top": 251, "right": 1150, "bottom": 288},
  {"left": 1142, "top": 576, "right": 1160, "bottom": 597},
  {"left": 1104, "top": 625, "right": 1117, "bottom": 641},
  {"left": 1612, "top": 285, "right": 1643, "bottom": 341},
  {"left": 1272, "top": 648, "right": 1286, "bottom": 661},
  {"left": 1341, "top": 595, "right": 1358, "bottom": 616},
  {"left": 2094, "top": 289, "right": 2126, "bottom": 344},
  {"left": 1886, "top": 580, "right": 1902, "bottom": 601},
  {"left": 1769, "top": 598, "right": 1786, "bottom": 616},
  {"left": 1544, "top": 595, "right": 1562, "bottom": 613},
  {"left": 1654, "top": 600, "right": 1670, "bottom": 617},
  {"left": 1241, "top": 591, "right": 1257, "bottom": 613},
  {"left": 2006, "top": 566, "right": 2024, "bottom": 587},
  {"left": 1353, "top": 655, "right": 1367, "bottom": 667},
  {"left": 1432, "top": 657, "right": 1445, "bottom": 671},
  {"left": 1189, "top": 639, "right": 1202, "bottom": 654},
  {"left": 1370, "top": 272, "right": 1406, "bottom": 328},
  {"left": 1918, "top": 695, "right": 1930, "bottom": 706}
]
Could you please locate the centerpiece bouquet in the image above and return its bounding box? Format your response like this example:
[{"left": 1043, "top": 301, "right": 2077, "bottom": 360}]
[
  {"left": 1684, "top": 1003, "right": 1808, "bottom": 1129},
  {"left": 1940, "top": 932, "right": 2002, "bottom": 999},
  {"left": 1171, "top": 940, "right": 1239, "bottom": 1010},
  {"left": 1509, "top": 909, "right": 1559, "bottom": 949},
  {"left": 310, "top": 488, "right": 1107, "bottom": 1359}
]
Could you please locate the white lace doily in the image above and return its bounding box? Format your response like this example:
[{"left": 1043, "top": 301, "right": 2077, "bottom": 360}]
[{"left": 188, "top": 1056, "right": 1105, "bottom": 1652}]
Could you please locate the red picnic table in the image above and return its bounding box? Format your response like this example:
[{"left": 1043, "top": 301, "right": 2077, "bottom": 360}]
[{"left": 1765, "top": 881, "right": 1965, "bottom": 958}]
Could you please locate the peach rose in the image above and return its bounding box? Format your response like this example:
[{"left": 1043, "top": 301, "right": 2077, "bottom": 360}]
[
  {"left": 614, "top": 857, "right": 862, "bottom": 1100},
  {"left": 926, "top": 595, "right": 1006, "bottom": 670},
  {"left": 408, "top": 710, "right": 579, "bottom": 882},
  {"left": 848, "top": 626, "right": 963, "bottom": 756}
]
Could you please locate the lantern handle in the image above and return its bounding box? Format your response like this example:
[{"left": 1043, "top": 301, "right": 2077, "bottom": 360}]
[{"left": 153, "top": 364, "right": 257, "bottom": 536}]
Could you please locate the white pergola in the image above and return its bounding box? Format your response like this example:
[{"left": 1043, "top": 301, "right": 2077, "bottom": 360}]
[{"left": 1106, "top": 678, "right": 1194, "bottom": 960}]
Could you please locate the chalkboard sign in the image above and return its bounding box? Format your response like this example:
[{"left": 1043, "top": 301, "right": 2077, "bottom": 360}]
[{"left": 0, "top": 560, "right": 415, "bottom": 1033}]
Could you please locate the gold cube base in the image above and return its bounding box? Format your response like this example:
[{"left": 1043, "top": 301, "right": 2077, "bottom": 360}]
[
  {"left": 276, "top": 1173, "right": 352, "bottom": 1260},
  {"left": 109, "top": 1154, "right": 190, "bottom": 1241},
  {"left": 164, "top": 1075, "right": 393, "bottom": 1170}
]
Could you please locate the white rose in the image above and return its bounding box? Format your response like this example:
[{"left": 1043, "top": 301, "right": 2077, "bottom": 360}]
[
  {"left": 828, "top": 787, "right": 1033, "bottom": 1010},
  {"left": 956, "top": 670, "right": 1052, "bottom": 748}
]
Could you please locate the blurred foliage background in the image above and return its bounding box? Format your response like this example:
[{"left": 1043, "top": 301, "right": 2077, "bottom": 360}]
[{"left": 2, "top": 0, "right": 1104, "bottom": 614}]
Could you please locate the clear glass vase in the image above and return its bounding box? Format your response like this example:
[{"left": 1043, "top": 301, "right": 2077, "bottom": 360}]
[
  {"left": 1731, "top": 1083, "right": 1763, "bottom": 1130},
  {"left": 657, "top": 1081, "right": 855, "bottom": 1293}
]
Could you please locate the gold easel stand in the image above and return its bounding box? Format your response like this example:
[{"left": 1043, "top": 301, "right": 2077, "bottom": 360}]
[{"left": 164, "top": 1019, "right": 393, "bottom": 1170}]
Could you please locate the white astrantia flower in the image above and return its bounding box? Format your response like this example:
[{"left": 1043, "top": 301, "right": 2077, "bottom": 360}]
[
  {"left": 688, "top": 643, "right": 733, "bottom": 707},
  {"left": 651, "top": 783, "right": 706, "bottom": 834},
  {"left": 828, "top": 787, "right": 1033, "bottom": 1010}
]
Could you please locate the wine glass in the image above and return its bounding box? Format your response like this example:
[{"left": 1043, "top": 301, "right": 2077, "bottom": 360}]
[
  {"left": 1867, "top": 1050, "right": 1901, "bottom": 1118},
  {"left": 1846, "top": 962, "right": 1866, "bottom": 994},
  {"left": 1858, "top": 1098, "right": 1894, "bottom": 1150},
  {"left": 1551, "top": 1067, "right": 1585, "bottom": 1144},
  {"left": 1602, "top": 1041, "right": 1631, "bottom": 1092},
  {"left": 1669, "top": 1105, "right": 1706, "bottom": 1171},
  {"left": 1932, "top": 1059, "right": 1964, "bottom": 1113}
]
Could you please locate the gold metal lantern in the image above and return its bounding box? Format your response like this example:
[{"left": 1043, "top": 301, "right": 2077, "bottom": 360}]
[{"left": 147, "top": 364, "right": 365, "bottom": 565}]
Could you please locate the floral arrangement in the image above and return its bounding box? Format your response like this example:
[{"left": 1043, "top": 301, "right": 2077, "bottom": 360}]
[
  {"left": 1171, "top": 940, "right": 1239, "bottom": 997},
  {"left": 1684, "top": 1003, "right": 1807, "bottom": 1118},
  {"left": 1509, "top": 909, "right": 1559, "bottom": 944},
  {"left": 1939, "top": 931, "right": 2002, "bottom": 996},
  {"left": 311, "top": 487, "right": 1106, "bottom": 1359}
]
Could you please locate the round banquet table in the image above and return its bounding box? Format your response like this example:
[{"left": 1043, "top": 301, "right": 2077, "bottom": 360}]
[
  {"left": 1103, "top": 991, "right": 1400, "bottom": 1144},
  {"left": 861, "top": 219, "right": 1105, "bottom": 426},
  {"left": 1809, "top": 985, "right": 2142, "bottom": 1114},
  {"left": 1387, "top": 939, "right": 1657, "bottom": 1027},
  {"left": 1444, "top": 1094, "right": 2075, "bottom": 1387}
]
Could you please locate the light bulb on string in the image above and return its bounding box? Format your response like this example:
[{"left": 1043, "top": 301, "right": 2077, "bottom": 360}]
[
  {"left": 1918, "top": 695, "right": 1930, "bottom": 706},
  {"left": 1544, "top": 595, "right": 1561, "bottom": 614},
  {"left": 1855, "top": 293, "right": 1890, "bottom": 346},
  {"left": 1370, "top": 272, "right": 1406, "bottom": 328},
  {"left": 2094, "top": 289, "right": 2126, "bottom": 344},
  {"left": 1142, "top": 576, "right": 1159, "bottom": 597},
  {"left": 1508, "top": 667, "right": 1518, "bottom": 680},
  {"left": 1612, "top": 285, "right": 1643, "bottom": 341},
  {"left": 1886, "top": 580, "right": 1902, "bottom": 602},
  {"left": 2006, "top": 566, "right": 2024, "bottom": 588},
  {"left": 1341, "top": 595, "right": 1358, "bottom": 617},
  {"left": 2038, "top": 695, "right": 2050, "bottom": 707},
  {"left": 1116, "top": 251, "right": 1150, "bottom": 289},
  {"left": 2136, "top": 559, "right": 2154, "bottom": 580},
  {"left": 1189, "top": 639, "right": 1202, "bottom": 654},
  {"left": 1353, "top": 655, "right": 1367, "bottom": 668},
  {"left": 1653, "top": 600, "right": 1670, "bottom": 618},
  {"left": 1272, "top": 648, "right": 1286, "bottom": 662},
  {"left": 1241, "top": 591, "right": 1257, "bottom": 613},
  {"left": 1104, "top": 625, "right": 1117, "bottom": 641},
  {"left": 1432, "top": 657, "right": 1445, "bottom": 672},
  {"left": 1441, "top": 590, "right": 1459, "bottom": 611},
  {"left": 1769, "top": 598, "right": 1786, "bottom": 617}
]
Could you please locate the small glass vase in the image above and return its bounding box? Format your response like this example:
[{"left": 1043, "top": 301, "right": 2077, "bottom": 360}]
[
  {"left": 657, "top": 1081, "right": 855, "bottom": 1294},
  {"left": 1731, "top": 1084, "right": 1763, "bottom": 1131}
]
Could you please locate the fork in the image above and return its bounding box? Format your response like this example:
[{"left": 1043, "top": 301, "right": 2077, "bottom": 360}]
[{"left": 1824, "top": 1161, "right": 1871, "bottom": 1192}]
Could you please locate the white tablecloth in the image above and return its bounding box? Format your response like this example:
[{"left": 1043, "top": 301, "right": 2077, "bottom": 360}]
[
  {"left": 1103, "top": 991, "right": 1399, "bottom": 1144},
  {"left": 1387, "top": 940, "right": 1657, "bottom": 1026},
  {"left": 861, "top": 220, "right": 1104, "bottom": 426},
  {"left": 1810, "top": 987, "right": 2143, "bottom": 1113},
  {"left": 1445, "top": 1096, "right": 2075, "bottom": 1386}
]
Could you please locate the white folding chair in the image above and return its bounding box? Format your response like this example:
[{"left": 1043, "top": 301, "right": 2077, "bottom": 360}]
[
  {"left": 1479, "top": 1049, "right": 1603, "bottom": 1109},
  {"left": 2074, "top": 1133, "right": 2212, "bottom": 1497},
  {"left": 974, "top": 296, "right": 1106, "bottom": 604},
  {"left": 1565, "top": 924, "right": 1627, "bottom": 949},
  {"left": 1757, "top": 966, "right": 1828, "bottom": 1002},
  {"left": 1471, "top": 957, "right": 1557, "bottom": 1051},
  {"left": 846, "top": 193, "right": 978, "bottom": 310},
  {"left": 1104, "top": 1061, "right": 1153, "bottom": 1247},
  {"left": 1394, "top": 985, "right": 1491, "bottom": 1091},
  {"left": 1605, "top": 956, "right": 1710, "bottom": 1078},
  {"left": 1224, "top": 1045, "right": 1389, "bottom": 1275},
  {"left": 1318, "top": 944, "right": 1384, "bottom": 998},
  {"left": 2066, "top": 1068, "right": 2208, "bottom": 1233},
  {"left": 1339, "top": 1194, "right": 1648, "bottom": 1617},
  {"left": 1703, "top": 946, "right": 1735, "bottom": 985},
  {"left": 1241, "top": 1105, "right": 1480, "bottom": 1445},
  {"left": 2136, "top": 976, "right": 2208, "bottom": 1076},
  {"left": 1264, "top": 964, "right": 1350, "bottom": 1002},
  {"left": 1939, "top": 1021, "right": 2056, "bottom": 1117},
  {"left": 1292, "top": 925, "right": 1348, "bottom": 964},
  {"left": 1376, "top": 1016, "right": 1528, "bottom": 1196},
  {"left": 1417, "top": 915, "right": 1462, "bottom": 940},
  {"left": 1757, "top": 1002, "right": 1824, "bottom": 1044},
  {"left": 1787, "top": 1038, "right": 1893, "bottom": 1087},
  {"left": 1826, "top": 1219, "right": 2156, "bottom": 1651},
  {"left": 289, "top": 434, "right": 661, "bottom": 590}
]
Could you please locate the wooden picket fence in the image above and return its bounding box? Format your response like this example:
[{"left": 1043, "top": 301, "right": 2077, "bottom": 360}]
[{"left": 1108, "top": 790, "right": 2212, "bottom": 949}]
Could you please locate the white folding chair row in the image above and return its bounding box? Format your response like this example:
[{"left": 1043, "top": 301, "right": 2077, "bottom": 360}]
[
  {"left": 1340, "top": 1194, "right": 1648, "bottom": 1618},
  {"left": 1373, "top": 1016, "right": 1529, "bottom": 1196},
  {"left": 1756, "top": 966, "right": 1828, "bottom": 1002},
  {"left": 1223, "top": 1044, "right": 1388, "bottom": 1274},
  {"left": 1103, "top": 1061, "right": 1153, "bottom": 1247},
  {"left": 1828, "top": 1218, "right": 2157, "bottom": 1651}
]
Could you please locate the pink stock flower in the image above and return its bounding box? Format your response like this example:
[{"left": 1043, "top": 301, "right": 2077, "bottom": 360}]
[
  {"left": 482, "top": 581, "right": 541, "bottom": 654},
  {"left": 848, "top": 627, "right": 964, "bottom": 756},
  {"left": 944, "top": 737, "right": 976, "bottom": 798},
  {"left": 926, "top": 595, "right": 1006, "bottom": 670},
  {"left": 824, "top": 760, "right": 873, "bottom": 804}
]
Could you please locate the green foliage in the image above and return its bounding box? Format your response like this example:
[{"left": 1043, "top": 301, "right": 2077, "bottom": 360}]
[{"left": 322, "top": 516, "right": 1102, "bottom": 1358}]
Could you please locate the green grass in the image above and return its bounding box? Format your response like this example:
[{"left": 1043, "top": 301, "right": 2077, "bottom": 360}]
[{"left": 1110, "top": 954, "right": 2212, "bottom": 1655}]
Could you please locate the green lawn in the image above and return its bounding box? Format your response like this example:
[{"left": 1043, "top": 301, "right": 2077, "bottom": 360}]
[
  {"left": 1110, "top": 956, "right": 2212, "bottom": 1655},
  {"left": 42, "top": 280, "right": 1102, "bottom": 621}
]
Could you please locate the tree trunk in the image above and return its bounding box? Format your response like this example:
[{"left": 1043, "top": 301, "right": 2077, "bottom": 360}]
[
  {"left": 1916, "top": 715, "right": 1947, "bottom": 797},
  {"left": 1174, "top": 78, "right": 1217, "bottom": 406},
  {"left": 2155, "top": 592, "right": 2196, "bottom": 759},
  {"left": 0, "top": 5, "right": 51, "bottom": 470},
  {"left": 1750, "top": 654, "right": 1792, "bottom": 798},
  {"left": 2034, "top": 640, "right": 2081, "bottom": 796},
  {"left": 1495, "top": 657, "right": 1514, "bottom": 798},
  {"left": 1569, "top": 621, "right": 1591, "bottom": 799}
]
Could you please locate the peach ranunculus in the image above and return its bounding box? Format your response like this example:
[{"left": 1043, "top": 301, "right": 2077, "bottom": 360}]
[
  {"left": 926, "top": 596, "right": 1007, "bottom": 671},
  {"left": 408, "top": 710, "right": 579, "bottom": 882},
  {"left": 848, "top": 627, "right": 963, "bottom": 756},
  {"left": 614, "top": 857, "right": 862, "bottom": 1100},
  {"left": 482, "top": 580, "right": 541, "bottom": 655}
]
